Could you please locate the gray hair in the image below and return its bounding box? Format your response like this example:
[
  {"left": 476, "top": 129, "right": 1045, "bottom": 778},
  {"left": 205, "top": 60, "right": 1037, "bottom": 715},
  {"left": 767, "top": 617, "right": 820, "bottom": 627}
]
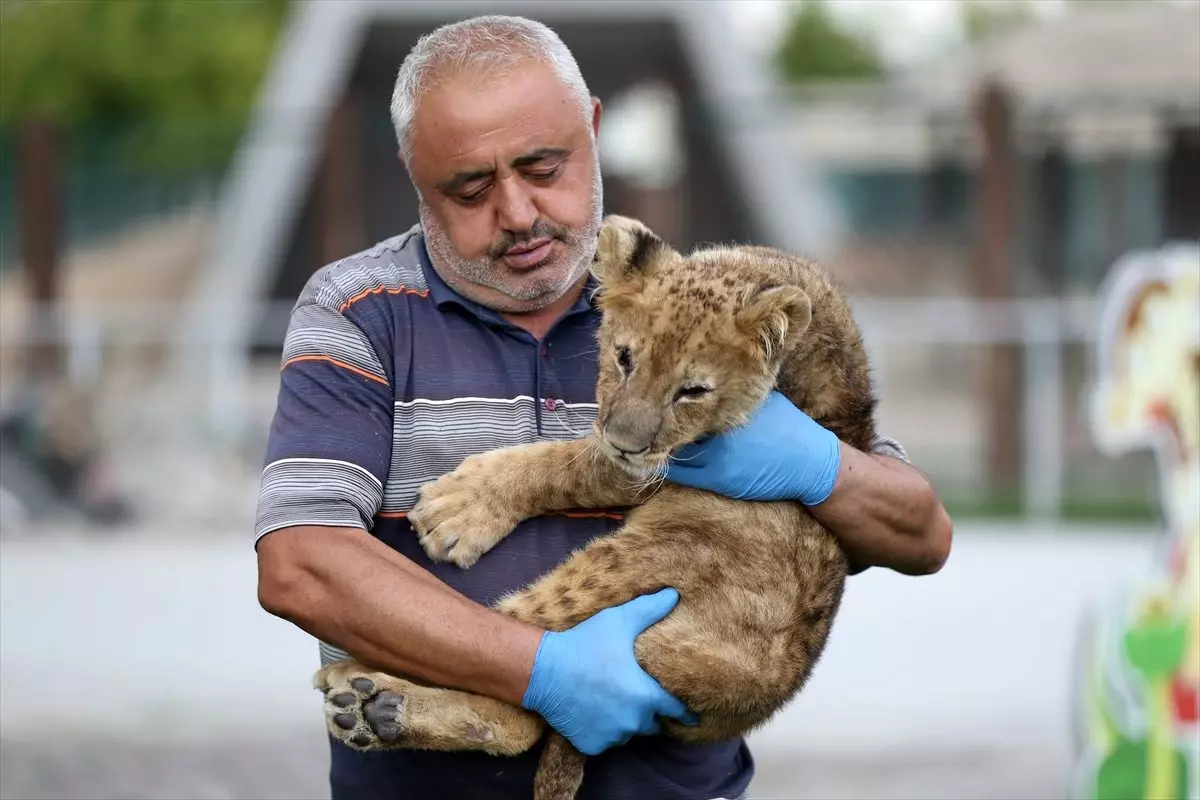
[{"left": 390, "top": 15, "right": 594, "bottom": 165}]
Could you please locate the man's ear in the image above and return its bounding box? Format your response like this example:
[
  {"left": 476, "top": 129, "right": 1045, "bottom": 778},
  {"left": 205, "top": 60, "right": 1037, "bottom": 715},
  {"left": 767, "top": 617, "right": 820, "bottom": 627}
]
[
  {"left": 591, "top": 96, "right": 603, "bottom": 140},
  {"left": 735, "top": 284, "right": 812, "bottom": 362},
  {"left": 591, "top": 215, "right": 664, "bottom": 287}
]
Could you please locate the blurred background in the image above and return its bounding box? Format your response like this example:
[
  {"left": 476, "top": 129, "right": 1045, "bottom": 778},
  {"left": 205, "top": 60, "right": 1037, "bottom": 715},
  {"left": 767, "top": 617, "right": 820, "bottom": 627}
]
[{"left": 1, "top": 0, "right": 1197, "bottom": 798}]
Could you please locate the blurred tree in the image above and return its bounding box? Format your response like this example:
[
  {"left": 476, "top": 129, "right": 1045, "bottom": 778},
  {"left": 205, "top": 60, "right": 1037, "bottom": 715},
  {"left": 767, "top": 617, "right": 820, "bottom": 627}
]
[
  {"left": 0, "top": 0, "right": 291, "bottom": 174},
  {"left": 959, "top": 1, "right": 1038, "bottom": 44},
  {"left": 960, "top": 0, "right": 1176, "bottom": 44},
  {"left": 1063, "top": 0, "right": 1175, "bottom": 9},
  {"left": 775, "top": 0, "right": 883, "bottom": 83}
]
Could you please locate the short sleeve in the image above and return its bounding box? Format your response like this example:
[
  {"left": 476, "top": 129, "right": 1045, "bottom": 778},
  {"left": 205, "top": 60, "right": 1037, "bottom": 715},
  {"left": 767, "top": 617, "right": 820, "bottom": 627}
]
[
  {"left": 870, "top": 433, "right": 909, "bottom": 463},
  {"left": 253, "top": 294, "right": 394, "bottom": 546}
]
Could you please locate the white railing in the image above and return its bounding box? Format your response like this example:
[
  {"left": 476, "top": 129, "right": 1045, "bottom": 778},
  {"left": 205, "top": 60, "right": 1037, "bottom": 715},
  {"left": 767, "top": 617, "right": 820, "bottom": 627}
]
[
  {"left": 852, "top": 296, "right": 1100, "bottom": 522},
  {"left": 0, "top": 295, "right": 1105, "bottom": 520}
]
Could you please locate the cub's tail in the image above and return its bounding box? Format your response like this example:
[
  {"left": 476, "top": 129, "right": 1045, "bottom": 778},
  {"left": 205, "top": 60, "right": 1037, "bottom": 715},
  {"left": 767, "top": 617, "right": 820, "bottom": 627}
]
[{"left": 533, "top": 730, "right": 587, "bottom": 800}]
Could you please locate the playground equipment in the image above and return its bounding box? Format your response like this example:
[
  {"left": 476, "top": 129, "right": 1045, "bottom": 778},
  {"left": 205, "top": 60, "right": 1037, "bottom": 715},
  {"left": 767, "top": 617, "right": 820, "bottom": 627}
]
[{"left": 1072, "top": 242, "right": 1199, "bottom": 800}]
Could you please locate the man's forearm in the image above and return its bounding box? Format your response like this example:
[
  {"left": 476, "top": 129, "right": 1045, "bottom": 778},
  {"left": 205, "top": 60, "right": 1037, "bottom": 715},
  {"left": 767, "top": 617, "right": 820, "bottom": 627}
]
[
  {"left": 256, "top": 525, "right": 543, "bottom": 706},
  {"left": 808, "top": 441, "right": 953, "bottom": 575}
]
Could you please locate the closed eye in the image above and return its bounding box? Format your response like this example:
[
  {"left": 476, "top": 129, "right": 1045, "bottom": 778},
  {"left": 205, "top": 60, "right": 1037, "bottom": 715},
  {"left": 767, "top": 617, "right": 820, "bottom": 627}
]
[
  {"left": 675, "top": 384, "right": 712, "bottom": 401},
  {"left": 457, "top": 186, "right": 490, "bottom": 205},
  {"left": 525, "top": 166, "right": 560, "bottom": 182}
]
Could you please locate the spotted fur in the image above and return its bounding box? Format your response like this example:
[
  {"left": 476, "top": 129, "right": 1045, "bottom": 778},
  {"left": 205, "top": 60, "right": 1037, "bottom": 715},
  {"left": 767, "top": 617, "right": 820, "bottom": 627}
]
[{"left": 315, "top": 215, "right": 879, "bottom": 800}]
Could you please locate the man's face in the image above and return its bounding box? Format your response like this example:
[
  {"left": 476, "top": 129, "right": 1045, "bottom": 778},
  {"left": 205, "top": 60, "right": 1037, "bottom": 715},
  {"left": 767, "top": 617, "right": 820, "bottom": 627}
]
[{"left": 407, "top": 60, "right": 603, "bottom": 313}]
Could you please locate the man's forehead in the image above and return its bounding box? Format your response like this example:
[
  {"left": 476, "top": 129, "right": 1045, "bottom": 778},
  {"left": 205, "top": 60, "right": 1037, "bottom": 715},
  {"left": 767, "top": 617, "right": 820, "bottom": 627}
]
[{"left": 411, "top": 62, "right": 583, "bottom": 160}]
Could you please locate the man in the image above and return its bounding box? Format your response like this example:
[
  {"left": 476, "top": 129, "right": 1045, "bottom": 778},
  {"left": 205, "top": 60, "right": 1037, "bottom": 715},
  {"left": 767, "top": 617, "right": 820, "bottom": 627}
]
[{"left": 255, "top": 15, "right": 952, "bottom": 800}]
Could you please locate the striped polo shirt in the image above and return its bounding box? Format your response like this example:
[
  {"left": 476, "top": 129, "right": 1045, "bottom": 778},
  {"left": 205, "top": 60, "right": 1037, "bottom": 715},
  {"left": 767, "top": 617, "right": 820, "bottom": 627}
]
[{"left": 255, "top": 224, "right": 908, "bottom": 800}]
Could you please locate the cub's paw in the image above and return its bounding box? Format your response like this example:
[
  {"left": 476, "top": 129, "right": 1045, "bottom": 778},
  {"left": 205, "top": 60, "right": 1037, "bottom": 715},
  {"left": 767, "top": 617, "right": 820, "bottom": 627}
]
[
  {"left": 316, "top": 662, "right": 407, "bottom": 751},
  {"left": 314, "top": 659, "right": 546, "bottom": 757},
  {"left": 409, "top": 453, "right": 527, "bottom": 569}
]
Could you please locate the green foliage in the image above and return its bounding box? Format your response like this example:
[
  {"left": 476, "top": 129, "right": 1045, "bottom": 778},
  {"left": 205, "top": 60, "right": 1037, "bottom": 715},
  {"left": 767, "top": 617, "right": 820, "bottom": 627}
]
[
  {"left": 1063, "top": 0, "right": 1174, "bottom": 10},
  {"left": 1095, "top": 738, "right": 1190, "bottom": 800},
  {"left": 959, "top": 1, "right": 1038, "bottom": 44},
  {"left": 940, "top": 488, "right": 1158, "bottom": 523},
  {"left": 1122, "top": 604, "right": 1188, "bottom": 680},
  {"left": 0, "top": 0, "right": 291, "bottom": 174},
  {"left": 958, "top": 0, "right": 1177, "bottom": 45},
  {"left": 775, "top": 0, "right": 883, "bottom": 84}
]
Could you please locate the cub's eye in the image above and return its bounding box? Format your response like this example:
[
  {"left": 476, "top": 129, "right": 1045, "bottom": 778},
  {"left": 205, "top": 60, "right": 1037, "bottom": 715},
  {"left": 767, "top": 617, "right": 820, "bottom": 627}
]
[
  {"left": 616, "top": 346, "right": 634, "bottom": 373},
  {"left": 675, "top": 384, "right": 712, "bottom": 401}
]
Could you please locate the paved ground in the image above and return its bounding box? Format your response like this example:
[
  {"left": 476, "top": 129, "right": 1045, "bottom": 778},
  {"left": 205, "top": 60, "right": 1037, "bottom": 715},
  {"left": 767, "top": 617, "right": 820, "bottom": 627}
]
[
  {"left": 0, "top": 522, "right": 1157, "bottom": 799},
  {"left": 0, "top": 737, "right": 1068, "bottom": 800}
]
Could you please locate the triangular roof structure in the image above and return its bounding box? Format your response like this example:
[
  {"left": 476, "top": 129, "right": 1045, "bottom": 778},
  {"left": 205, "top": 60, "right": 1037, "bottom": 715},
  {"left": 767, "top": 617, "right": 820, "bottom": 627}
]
[
  {"left": 904, "top": 1, "right": 1200, "bottom": 112},
  {"left": 786, "top": 2, "right": 1200, "bottom": 167}
]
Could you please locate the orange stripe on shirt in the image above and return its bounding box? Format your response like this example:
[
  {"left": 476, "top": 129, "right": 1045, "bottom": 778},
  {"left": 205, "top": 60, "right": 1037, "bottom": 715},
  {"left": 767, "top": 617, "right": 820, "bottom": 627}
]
[
  {"left": 339, "top": 284, "right": 430, "bottom": 314},
  {"left": 281, "top": 355, "right": 388, "bottom": 386},
  {"left": 560, "top": 511, "right": 626, "bottom": 521}
]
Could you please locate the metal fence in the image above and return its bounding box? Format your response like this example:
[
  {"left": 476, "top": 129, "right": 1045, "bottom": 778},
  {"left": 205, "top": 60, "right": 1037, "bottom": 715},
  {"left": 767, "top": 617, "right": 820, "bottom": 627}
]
[
  {"left": 1, "top": 74, "right": 1188, "bottom": 530},
  {"left": 0, "top": 291, "right": 1160, "bottom": 528}
]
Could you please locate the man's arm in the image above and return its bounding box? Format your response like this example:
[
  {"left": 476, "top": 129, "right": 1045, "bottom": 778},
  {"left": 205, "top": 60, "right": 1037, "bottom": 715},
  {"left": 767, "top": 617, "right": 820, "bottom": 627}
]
[
  {"left": 252, "top": 269, "right": 543, "bottom": 702},
  {"left": 666, "top": 391, "right": 952, "bottom": 576},
  {"left": 255, "top": 265, "right": 691, "bottom": 756},
  {"left": 806, "top": 439, "right": 952, "bottom": 576},
  {"left": 258, "top": 527, "right": 691, "bottom": 756},
  {"left": 257, "top": 524, "right": 542, "bottom": 705}
]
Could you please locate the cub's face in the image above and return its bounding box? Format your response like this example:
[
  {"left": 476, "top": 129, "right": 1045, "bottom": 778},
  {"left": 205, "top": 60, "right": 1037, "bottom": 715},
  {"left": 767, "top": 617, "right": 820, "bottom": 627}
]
[{"left": 589, "top": 215, "right": 812, "bottom": 477}]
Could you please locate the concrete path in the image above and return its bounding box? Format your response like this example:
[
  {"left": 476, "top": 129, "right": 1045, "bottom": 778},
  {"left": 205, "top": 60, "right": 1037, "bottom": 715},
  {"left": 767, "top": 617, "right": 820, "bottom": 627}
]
[{"left": 0, "top": 522, "right": 1159, "bottom": 799}]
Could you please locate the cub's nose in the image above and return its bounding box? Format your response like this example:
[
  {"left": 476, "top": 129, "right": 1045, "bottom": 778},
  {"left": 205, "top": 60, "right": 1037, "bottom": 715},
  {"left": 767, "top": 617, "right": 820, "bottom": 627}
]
[{"left": 601, "top": 429, "right": 652, "bottom": 457}]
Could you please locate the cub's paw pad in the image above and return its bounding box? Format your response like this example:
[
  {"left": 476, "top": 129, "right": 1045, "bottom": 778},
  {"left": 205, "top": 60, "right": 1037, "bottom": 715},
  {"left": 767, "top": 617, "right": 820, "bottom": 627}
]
[{"left": 318, "top": 672, "right": 407, "bottom": 749}]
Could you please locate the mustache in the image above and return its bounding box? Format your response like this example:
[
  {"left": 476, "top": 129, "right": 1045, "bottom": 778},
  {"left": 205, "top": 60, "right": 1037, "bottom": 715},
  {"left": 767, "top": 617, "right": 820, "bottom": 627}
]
[{"left": 487, "top": 219, "right": 571, "bottom": 259}]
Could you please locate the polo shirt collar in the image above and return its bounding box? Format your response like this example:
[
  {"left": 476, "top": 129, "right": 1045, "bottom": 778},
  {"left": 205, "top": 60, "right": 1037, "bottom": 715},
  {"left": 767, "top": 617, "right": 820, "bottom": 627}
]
[{"left": 416, "top": 231, "right": 599, "bottom": 323}]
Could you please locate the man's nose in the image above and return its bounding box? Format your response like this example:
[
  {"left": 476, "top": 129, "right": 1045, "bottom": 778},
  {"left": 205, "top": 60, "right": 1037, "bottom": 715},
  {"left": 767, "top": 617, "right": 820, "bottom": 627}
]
[{"left": 494, "top": 179, "right": 538, "bottom": 233}]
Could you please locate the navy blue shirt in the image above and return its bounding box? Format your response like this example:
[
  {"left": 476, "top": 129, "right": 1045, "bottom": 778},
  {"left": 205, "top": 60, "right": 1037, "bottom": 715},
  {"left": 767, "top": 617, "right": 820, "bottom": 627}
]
[{"left": 256, "top": 226, "right": 754, "bottom": 800}]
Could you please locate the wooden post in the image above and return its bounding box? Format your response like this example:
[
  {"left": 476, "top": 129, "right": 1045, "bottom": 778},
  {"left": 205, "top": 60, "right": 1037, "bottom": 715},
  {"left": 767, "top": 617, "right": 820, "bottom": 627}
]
[
  {"left": 1036, "top": 141, "right": 1069, "bottom": 295},
  {"left": 974, "top": 81, "right": 1024, "bottom": 501},
  {"left": 1101, "top": 154, "right": 1128, "bottom": 269},
  {"left": 317, "top": 91, "right": 366, "bottom": 265},
  {"left": 1161, "top": 124, "right": 1200, "bottom": 241},
  {"left": 628, "top": 184, "right": 685, "bottom": 250},
  {"left": 18, "top": 119, "right": 63, "bottom": 387}
]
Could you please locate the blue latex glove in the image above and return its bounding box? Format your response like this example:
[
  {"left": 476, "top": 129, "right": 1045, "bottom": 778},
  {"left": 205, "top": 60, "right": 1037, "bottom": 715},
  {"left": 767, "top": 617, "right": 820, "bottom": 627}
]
[
  {"left": 666, "top": 390, "right": 842, "bottom": 505},
  {"left": 521, "top": 587, "right": 696, "bottom": 756}
]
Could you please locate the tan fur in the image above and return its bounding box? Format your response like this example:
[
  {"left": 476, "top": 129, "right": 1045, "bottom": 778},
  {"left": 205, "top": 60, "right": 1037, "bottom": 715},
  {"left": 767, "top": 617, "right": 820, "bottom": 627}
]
[{"left": 314, "top": 215, "right": 878, "bottom": 799}]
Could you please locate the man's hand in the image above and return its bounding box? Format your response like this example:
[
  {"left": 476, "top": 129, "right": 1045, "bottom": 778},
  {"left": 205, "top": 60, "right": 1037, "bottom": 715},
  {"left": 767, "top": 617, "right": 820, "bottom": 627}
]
[
  {"left": 521, "top": 588, "right": 696, "bottom": 755},
  {"left": 666, "top": 390, "right": 840, "bottom": 505},
  {"left": 664, "top": 391, "right": 952, "bottom": 575}
]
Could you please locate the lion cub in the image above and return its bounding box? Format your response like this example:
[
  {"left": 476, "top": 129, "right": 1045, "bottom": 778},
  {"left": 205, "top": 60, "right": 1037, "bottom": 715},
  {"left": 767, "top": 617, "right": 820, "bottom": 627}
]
[{"left": 314, "top": 215, "right": 878, "bottom": 800}]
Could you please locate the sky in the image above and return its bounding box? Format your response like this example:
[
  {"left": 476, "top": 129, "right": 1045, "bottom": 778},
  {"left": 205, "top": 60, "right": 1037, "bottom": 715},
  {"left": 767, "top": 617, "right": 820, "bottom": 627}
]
[
  {"left": 725, "top": 0, "right": 976, "bottom": 67},
  {"left": 721, "top": 0, "right": 1113, "bottom": 69},
  {"left": 726, "top": 0, "right": 1200, "bottom": 69}
]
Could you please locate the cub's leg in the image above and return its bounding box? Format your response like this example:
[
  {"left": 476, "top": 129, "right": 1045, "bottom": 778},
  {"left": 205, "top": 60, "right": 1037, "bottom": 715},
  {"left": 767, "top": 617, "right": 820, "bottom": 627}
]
[
  {"left": 315, "top": 498, "right": 842, "bottom": 758},
  {"left": 409, "top": 438, "right": 644, "bottom": 568},
  {"left": 496, "top": 491, "right": 848, "bottom": 744},
  {"left": 313, "top": 497, "right": 663, "bottom": 756},
  {"left": 314, "top": 659, "right": 544, "bottom": 754},
  {"left": 315, "top": 440, "right": 641, "bottom": 755}
]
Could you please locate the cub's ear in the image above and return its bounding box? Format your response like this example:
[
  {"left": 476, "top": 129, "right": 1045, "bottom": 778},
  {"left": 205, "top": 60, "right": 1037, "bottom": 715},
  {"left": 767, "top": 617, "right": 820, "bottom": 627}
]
[
  {"left": 592, "top": 214, "right": 665, "bottom": 286},
  {"left": 736, "top": 284, "right": 812, "bottom": 362}
]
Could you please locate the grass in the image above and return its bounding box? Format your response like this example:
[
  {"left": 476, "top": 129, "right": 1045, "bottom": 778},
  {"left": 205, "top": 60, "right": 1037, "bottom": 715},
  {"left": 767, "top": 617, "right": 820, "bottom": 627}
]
[{"left": 942, "top": 490, "right": 1159, "bottom": 524}]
